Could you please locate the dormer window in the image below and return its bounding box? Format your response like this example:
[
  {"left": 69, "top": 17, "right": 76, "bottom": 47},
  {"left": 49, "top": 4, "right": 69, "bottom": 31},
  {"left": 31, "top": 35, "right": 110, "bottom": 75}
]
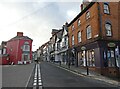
[
  {"left": 86, "top": 11, "right": 90, "bottom": 20},
  {"left": 72, "top": 25, "right": 75, "bottom": 30},
  {"left": 104, "top": 3, "right": 110, "bottom": 14}
]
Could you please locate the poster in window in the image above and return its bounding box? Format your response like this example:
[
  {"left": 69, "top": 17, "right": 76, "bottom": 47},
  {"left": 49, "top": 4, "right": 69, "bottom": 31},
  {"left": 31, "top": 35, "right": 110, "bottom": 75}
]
[
  {"left": 111, "top": 50, "right": 114, "bottom": 57},
  {"left": 107, "top": 51, "right": 110, "bottom": 59},
  {"left": 104, "top": 51, "right": 106, "bottom": 60}
]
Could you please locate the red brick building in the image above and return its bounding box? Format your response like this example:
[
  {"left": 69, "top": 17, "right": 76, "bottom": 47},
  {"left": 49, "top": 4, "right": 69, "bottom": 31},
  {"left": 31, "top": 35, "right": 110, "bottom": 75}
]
[
  {"left": 6, "top": 32, "right": 33, "bottom": 64},
  {"left": 68, "top": 2, "right": 120, "bottom": 77}
]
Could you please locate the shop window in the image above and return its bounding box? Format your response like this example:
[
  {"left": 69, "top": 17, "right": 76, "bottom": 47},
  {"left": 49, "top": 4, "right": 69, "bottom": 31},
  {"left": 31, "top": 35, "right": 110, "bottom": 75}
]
[
  {"left": 105, "top": 22, "right": 112, "bottom": 36},
  {"left": 107, "top": 50, "right": 115, "bottom": 67},
  {"left": 87, "top": 50, "right": 95, "bottom": 67},
  {"left": 104, "top": 3, "right": 110, "bottom": 14}
]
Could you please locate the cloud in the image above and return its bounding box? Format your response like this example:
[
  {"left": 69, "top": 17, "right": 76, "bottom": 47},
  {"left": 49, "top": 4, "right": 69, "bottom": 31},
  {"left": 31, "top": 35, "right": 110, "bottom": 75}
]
[{"left": 0, "top": 1, "right": 81, "bottom": 51}]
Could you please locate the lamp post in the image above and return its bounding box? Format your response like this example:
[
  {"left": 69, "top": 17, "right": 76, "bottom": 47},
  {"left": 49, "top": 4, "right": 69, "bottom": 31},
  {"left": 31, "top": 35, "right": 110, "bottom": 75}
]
[{"left": 81, "top": 46, "right": 89, "bottom": 75}]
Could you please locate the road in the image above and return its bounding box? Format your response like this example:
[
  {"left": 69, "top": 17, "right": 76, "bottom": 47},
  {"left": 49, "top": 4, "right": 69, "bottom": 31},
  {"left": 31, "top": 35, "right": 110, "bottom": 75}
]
[
  {"left": 2, "top": 63, "right": 34, "bottom": 88},
  {"left": 40, "top": 62, "right": 119, "bottom": 88},
  {"left": 2, "top": 62, "right": 120, "bottom": 89}
]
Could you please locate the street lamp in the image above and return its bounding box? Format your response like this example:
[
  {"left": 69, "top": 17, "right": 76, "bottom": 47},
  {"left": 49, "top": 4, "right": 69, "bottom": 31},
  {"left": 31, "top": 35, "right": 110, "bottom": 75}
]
[{"left": 81, "top": 46, "right": 89, "bottom": 75}]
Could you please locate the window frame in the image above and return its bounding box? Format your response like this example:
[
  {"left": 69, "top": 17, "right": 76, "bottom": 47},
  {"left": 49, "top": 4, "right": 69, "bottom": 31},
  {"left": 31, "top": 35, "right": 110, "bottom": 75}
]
[
  {"left": 23, "top": 45, "right": 30, "bottom": 51},
  {"left": 72, "top": 35, "right": 74, "bottom": 45},
  {"left": 104, "top": 3, "right": 110, "bottom": 14},
  {"left": 78, "top": 19, "right": 81, "bottom": 26},
  {"left": 86, "top": 11, "right": 90, "bottom": 20},
  {"left": 78, "top": 31, "right": 81, "bottom": 43},
  {"left": 86, "top": 25, "right": 92, "bottom": 39},
  {"left": 105, "top": 22, "right": 112, "bottom": 36}
]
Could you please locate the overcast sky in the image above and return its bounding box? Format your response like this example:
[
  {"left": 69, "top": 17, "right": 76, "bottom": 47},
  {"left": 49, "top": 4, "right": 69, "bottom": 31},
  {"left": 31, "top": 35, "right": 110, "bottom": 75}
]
[{"left": 0, "top": 0, "right": 84, "bottom": 51}]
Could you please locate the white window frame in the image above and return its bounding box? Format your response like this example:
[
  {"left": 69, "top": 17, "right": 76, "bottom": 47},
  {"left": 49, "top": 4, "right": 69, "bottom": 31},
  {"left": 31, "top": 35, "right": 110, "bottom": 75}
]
[
  {"left": 78, "top": 31, "right": 81, "bottom": 43},
  {"left": 23, "top": 45, "right": 30, "bottom": 51},
  {"left": 86, "top": 11, "right": 90, "bottom": 20},
  {"left": 105, "top": 23, "right": 112, "bottom": 36},
  {"left": 87, "top": 25, "right": 92, "bottom": 39},
  {"left": 104, "top": 3, "right": 110, "bottom": 14}
]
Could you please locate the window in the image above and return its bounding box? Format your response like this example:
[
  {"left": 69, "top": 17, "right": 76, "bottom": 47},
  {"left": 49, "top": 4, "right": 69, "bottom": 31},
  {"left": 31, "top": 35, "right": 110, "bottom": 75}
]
[
  {"left": 86, "top": 11, "right": 90, "bottom": 20},
  {"left": 72, "top": 25, "right": 75, "bottom": 30},
  {"left": 78, "top": 31, "right": 81, "bottom": 43},
  {"left": 105, "top": 22, "right": 112, "bottom": 36},
  {"left": 78, "top": 19, "right": 81, "bottom": 26},
  {"left": 87, "top": 50, "right": 95, "bottom": 67},
  {"left": 72, "top": 35, "right": 74, "bottom": 45},
  {"left": 104, "top": 3, "right": 110, "bottom": 14},
  {"left": 107, "top": 50, "right": 115, "bottom": 67},
  {"left": 86, "top": 25, "right": 92, "bottom": 39},
  {"left": 23, "top": 45, "right": 30, "bottom": 51},
  {"left": 0, "top": 49, "right": 2, "bottom": 54},
  {"left": 3, "top": 48, "right": 6, "bottom": 54}
]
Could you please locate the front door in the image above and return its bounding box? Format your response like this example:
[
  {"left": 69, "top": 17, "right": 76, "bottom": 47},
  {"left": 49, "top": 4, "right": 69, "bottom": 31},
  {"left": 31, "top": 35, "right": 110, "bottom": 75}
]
[{"left": 22, "top": 54, "right": 30, "bottom": 61}]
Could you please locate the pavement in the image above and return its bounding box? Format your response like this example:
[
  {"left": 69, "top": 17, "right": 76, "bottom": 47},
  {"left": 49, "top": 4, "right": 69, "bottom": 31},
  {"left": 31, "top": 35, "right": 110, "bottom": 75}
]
[{"left": 50, "top": 62, "right": 120, "bottom": 87}]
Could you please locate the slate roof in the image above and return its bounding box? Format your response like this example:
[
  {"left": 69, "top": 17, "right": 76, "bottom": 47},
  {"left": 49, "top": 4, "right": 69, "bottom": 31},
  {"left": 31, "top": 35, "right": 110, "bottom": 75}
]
[{"left": 8, "top": 36, "right": 33, "bottom": 41}]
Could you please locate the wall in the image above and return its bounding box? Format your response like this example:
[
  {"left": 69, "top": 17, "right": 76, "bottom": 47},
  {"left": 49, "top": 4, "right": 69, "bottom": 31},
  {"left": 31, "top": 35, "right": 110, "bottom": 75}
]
[
  {"left": 99, "top": 2, "right": 119, "bottom": 40},
  {"left": 68, "top": 3, "right": 100, "bottom": 48}
]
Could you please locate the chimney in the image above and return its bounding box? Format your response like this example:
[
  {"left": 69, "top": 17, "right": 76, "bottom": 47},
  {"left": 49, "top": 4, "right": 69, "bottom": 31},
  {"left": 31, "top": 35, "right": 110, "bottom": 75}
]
[
  {"left": 81, "top": 4, "right": 84, "bottom": 11},
  {"left": 17, "top": 32, "right": 23, "bottom": 36}
]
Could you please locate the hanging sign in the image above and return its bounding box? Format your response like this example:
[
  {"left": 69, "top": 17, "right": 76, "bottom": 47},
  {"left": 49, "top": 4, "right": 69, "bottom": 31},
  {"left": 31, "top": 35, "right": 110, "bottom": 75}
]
[
  {"left": 108, "top": 43, "right": 116, "bottom": 47},
  {"left": 81, "top": 46, "right": 86, "bottom": 51}
]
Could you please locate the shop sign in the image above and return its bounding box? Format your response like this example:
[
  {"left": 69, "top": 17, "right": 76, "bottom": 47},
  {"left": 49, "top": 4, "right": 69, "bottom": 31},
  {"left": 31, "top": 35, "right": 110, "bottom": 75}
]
[
  {"left": 108, "top": 43, "right": 116, "bottom": 47},
  {"left": 81, "top": 46, "right": 86, "bottom": 51}
]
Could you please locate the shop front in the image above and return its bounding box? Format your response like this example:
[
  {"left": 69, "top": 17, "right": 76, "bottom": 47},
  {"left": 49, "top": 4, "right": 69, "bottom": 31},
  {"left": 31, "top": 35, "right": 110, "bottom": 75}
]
[{"left": 76, "top": 40, "right": 120, "bottom": 77}]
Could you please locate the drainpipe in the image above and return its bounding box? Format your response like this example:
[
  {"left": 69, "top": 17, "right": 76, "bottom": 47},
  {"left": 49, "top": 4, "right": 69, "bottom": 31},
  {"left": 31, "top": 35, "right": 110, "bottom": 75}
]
[
  {"left": 97, "top": 2, "right": 102, "bottom": 39},
  {"left": 16, "top": 39, "right": 19, "bottom": 64},
  {"left": 97, "top": 2, "right": 103, "bottom": 75}
]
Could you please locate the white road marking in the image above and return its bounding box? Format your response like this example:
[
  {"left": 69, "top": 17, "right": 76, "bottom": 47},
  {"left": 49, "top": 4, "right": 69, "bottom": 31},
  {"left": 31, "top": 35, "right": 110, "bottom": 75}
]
[
  {"left": 34, "top": 77, "right": 37, "bottom": 79},
  {"left": 38, "top": 82, "right": 42, "bottom": 86},
  {"left": 33, "top": 64, "right": 42, "bottom": 89},
  {"left": 39, "top": 80, "right": 41, "bottom": 82},
  {"left": 33, "top": 83, "right": 37, "bottom": 86},
  {"left": 34, "top": 80, "right": 37, "bottom": 83}
]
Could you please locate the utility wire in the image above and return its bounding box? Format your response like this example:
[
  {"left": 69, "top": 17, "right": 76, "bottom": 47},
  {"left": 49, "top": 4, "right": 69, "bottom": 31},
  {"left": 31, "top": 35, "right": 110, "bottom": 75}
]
[{"left": 5, "top": 3, "right": 53, "bottom": 27}]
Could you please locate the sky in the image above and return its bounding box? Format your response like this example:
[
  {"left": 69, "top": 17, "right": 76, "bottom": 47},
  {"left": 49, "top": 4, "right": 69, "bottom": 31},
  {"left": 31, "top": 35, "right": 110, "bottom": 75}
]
[{"left": 0, "top": 0, "right": 84, "bottom": 51}]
